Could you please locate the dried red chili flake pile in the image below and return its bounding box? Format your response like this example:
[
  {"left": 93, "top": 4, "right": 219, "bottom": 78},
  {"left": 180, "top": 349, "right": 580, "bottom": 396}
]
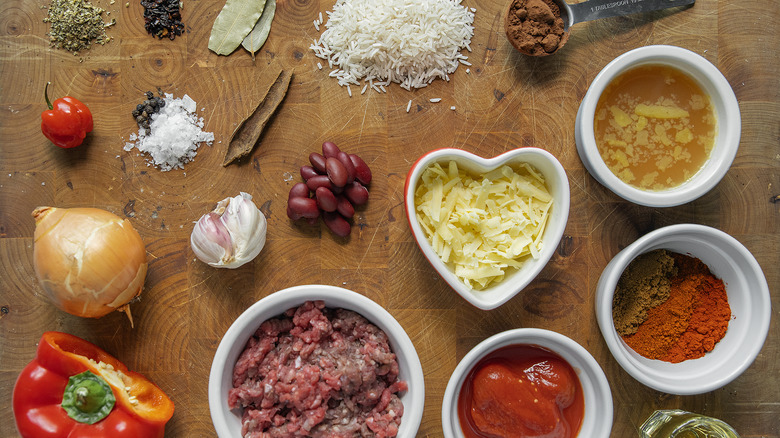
[{"left": 141, "top": 0, "right": 184, "bottom": 40}]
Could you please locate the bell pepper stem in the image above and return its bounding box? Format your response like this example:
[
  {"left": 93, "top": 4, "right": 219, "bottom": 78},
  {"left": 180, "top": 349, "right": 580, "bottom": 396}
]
[
  {"left": 76, "top": 386, "right": 89, "bottom": 406},
  {"left": 44, "top": 82, "right": 53, "bottom": 110},
  {"left": 61, "top": 370, "right": 116, "bottom": 424}
]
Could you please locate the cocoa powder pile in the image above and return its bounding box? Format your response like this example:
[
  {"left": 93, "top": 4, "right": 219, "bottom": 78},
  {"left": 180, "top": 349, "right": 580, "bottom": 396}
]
[{"left": 505, "top": 0, "right": 569, "bottom": 56}]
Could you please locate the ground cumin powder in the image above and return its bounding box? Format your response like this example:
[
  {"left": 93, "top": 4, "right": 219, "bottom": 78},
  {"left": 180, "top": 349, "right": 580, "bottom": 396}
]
[
  {"left": 614, "top": 250, "right": 731, "bottom": 363},
  {"left": 612, "top": 249, "right": 677, "bottom": 336}
]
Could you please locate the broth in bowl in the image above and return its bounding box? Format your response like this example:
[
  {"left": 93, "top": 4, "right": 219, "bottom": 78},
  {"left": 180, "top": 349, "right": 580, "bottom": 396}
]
[{"left": 594, "top": 64, "right": 716, "bottom": 191}]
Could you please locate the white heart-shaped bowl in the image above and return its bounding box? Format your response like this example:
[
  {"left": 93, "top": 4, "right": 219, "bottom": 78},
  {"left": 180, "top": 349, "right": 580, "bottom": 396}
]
[
  {"left": 404, "top": 148, "right": 570, "bottom": 310},
  {"left": 575, "top": 45, "right": 741, "bottom": 207},
  {"left": 441, "top": 328, "right": 613, "bottom": 438},
  {"left": 596, "top": 224, "right": 771, "bottom": 395},
  {"left": 208, "top": 285, "right": 425, "bottom": 437}
]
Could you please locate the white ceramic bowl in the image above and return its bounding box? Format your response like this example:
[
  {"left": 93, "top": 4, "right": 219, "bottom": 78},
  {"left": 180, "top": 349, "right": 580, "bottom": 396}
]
[
  {"left": 575, "top": 45, "right": 741, "bottom": 207},
  {"left": 442, "top": 328, "right": 613, "bottom": 438},
  {"left": 404, "top": 148, "right": 570, "bottom": 310},
  {"left": 208, "top": 285, "right": 425, "bottom": 437},
  {"left": 596, "top": 224, "right": 771, "bottom": 395}
]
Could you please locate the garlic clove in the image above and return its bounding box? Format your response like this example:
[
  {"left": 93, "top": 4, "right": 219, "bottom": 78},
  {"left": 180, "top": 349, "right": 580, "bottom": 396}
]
[
  {"left": 191, "top": 212, "right": 234, "bottom": 266},
  {"left": 190, "top": 193, "right": 267, "bottom": 269},
  {"left": 221, "top": 193, "right": 267, "bottom": 266}
]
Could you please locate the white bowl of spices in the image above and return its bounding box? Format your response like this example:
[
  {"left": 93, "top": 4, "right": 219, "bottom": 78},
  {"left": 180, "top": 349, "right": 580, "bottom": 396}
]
[
  {"left": 595, "top": 224, "right": 771, "bottom": 395},
  {"left": 575, "top": 45, "right": 741, "bottom": 207}
]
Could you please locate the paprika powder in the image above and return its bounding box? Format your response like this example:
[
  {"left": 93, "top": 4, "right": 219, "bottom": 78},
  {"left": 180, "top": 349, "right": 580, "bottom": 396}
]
[
  {"left": 13, "top": 331, "right": 174, "bottom": 438},
  {"left": 620, "top": 252, "right": 731, "bottom": 363}
]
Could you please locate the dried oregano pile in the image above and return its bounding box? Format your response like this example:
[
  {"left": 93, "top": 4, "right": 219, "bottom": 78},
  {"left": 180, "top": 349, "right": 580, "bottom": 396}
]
[{"left": 43, "top": 0, "right": 115, "bottom": 54}]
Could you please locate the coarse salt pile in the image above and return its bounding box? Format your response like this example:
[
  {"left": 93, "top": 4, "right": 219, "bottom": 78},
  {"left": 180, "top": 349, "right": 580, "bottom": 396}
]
[
  {"left": 310, "top": 0, "right": 475, "bottom": 93},
  {"left": 123, "top": 94, "right": 214, "bottom": 172}
]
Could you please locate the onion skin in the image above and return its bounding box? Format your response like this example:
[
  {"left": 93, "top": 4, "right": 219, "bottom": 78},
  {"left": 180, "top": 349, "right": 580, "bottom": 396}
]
[{"left": 32, "top": 206, "right": 148, "bottom": 321}]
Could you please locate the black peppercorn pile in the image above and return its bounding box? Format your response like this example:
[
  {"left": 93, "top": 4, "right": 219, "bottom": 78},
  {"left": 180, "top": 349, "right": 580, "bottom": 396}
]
[
  {"left": 142, "top": 0, "right": 185, "bottom": 40},
  {"left": 132, "top": 90, "right": 166, "bottom": 133}
]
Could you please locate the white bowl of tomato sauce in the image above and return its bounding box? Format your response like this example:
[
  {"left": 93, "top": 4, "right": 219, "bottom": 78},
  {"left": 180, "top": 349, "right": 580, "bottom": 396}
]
[
  {"left": 442, "top": 328, "right": 613, "bottom": 438},
  {"left": 208, "top": 285, "right": 425, "bottom": 437},
  {"left": 575, "top": 45, "right": 740, "bottom": 207}
]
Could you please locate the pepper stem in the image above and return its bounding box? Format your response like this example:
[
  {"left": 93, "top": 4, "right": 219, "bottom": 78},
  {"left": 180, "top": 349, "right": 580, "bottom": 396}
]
[
  {"left": 44, "top": 82, "right": 53, "bottom": 110},
  {"left": 61, "top": 370, "right": 116, "bottom": 424},
  {"left": 76, "top": 386, "right": 90, "bottom": 406}
]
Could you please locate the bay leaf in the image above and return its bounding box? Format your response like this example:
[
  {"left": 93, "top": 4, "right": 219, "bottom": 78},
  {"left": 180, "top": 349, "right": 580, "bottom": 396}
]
[
  {"left": 242, "top": 0, "right": 276, "bottom": 60},
  {"left": 208, "top": 0, "right": 267, "bottom": 56}
]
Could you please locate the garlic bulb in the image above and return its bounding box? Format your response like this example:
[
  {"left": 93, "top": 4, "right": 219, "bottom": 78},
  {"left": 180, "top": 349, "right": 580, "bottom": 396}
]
[
  {"left": 32, "top": 206, "right": 148, "bottom": 325},
  {"left": 191, "top": 192, "right": 267, "bottom": 268}
]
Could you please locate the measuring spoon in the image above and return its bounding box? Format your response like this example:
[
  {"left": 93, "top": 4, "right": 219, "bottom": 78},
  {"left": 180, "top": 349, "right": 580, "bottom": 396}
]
[
  {"left": 505, "top": 0, "right": 695, "bottom": 56},
  {"left": 558, "top": 0, "right": 695, "bottom": 32}
]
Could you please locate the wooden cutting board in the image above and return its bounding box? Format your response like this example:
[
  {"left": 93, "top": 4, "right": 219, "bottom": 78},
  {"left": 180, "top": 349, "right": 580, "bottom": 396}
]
[{"left": 1, "top": 0, "right": 778, "bottom": 436}]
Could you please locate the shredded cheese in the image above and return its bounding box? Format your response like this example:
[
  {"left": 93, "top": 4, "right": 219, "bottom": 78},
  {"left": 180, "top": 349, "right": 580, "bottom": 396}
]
[{"left": 414, "top": 161, "right": 553, "bottom": 290}]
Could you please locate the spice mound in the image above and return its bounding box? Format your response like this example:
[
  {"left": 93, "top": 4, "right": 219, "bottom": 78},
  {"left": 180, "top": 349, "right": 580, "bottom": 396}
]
[
  {"left": 142, "top": 0, "right": 185, "bottom": 40},
  {"left": 612, "top": 249, "right": 677, "bottom": 336},
  {"left": 228, "top": 301, "right": 408, "bottom": 437},
  {"left": 44, "top": 0, "right": 115, "bottom": 54},
  {"left": 132, "top": 90, "right": 166, "bottom": 133},
  {"left": 505, "top": 0, "right": 568, "bottom": 56},
  {"left": 123, "top": 92, "right": 214, "bottom": 172},
  {"left": 612, "top": 249, "right": 731, "bottom": 363}
]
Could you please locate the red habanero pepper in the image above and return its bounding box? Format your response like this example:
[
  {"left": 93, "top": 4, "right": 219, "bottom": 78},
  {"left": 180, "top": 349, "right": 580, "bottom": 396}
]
[
  {"left": 13, "top": 331, "right": 174, "bottom": 438},
  {"left": 41, "top": 82, "right": 94, "bottom": 148}
]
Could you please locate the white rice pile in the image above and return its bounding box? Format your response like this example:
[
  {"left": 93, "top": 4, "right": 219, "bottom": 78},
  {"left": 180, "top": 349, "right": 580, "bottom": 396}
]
[{"left": 310, "top": 0, "right": 475, "bottom": 92}]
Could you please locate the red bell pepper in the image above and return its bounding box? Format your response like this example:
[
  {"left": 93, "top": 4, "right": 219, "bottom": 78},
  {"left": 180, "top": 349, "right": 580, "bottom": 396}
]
[
  {"left": 41, "top": 82, "right": 94, "bottom": 148},
  {"left": 13, "top": 331, "right": 174, "bottom": 438}
]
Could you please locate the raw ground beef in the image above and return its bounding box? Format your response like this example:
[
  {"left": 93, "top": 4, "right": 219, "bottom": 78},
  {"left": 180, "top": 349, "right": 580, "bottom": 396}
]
[{"left": 228, "top": 300, "right": 408, "bottom": 438}]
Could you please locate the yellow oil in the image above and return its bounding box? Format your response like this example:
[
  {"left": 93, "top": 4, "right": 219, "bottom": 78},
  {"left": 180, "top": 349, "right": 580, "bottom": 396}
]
[{"left": 639, "top": 410, "right": 740, "bottom": 438}]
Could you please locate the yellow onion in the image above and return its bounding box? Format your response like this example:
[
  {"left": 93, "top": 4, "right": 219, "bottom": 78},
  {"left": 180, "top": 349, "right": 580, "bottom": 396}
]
[{"left": 32, "top": 206, "right": 148, "bottom": 326}]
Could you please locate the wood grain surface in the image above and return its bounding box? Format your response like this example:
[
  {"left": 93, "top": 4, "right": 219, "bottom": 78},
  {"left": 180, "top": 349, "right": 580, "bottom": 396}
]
[{"left": 1, "top": 0, "right": 778, "bottom": 436}]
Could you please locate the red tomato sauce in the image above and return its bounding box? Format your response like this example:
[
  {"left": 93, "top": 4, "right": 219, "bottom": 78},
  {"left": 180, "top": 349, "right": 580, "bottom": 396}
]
[{"left": 457, "top": 344, "right": 585, "bottom": 438}]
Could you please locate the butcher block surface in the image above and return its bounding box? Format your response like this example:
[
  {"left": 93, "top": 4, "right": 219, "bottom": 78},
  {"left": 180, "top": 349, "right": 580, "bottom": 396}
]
[{"left": 1, "top": 0, "right": 778, "bottom": 436}]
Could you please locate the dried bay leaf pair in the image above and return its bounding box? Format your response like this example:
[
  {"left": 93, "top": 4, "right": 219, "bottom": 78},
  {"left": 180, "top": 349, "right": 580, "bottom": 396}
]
[
  {"left": 223, "top": 69, "right": 293, "bottom": 167},
  {"left": 209, "top": 0, "right": 276, "bottom": 58},
  {"left": 242, "top": 0, "right": 276, "bottom": 60}
]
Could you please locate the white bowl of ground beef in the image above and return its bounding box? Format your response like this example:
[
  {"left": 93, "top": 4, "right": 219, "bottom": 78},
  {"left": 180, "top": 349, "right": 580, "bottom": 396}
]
[{"left": 209, "top": 285, "right": 424, "bottom": 437}]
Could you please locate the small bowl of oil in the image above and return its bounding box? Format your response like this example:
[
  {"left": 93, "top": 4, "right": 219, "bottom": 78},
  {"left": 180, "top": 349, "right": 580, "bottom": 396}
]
[
  {"left": 640, "top": 410, "right": 740, "bottom": 438},
  {"left": 575, "top": 45, "right": 740, "bottom": 207}
]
